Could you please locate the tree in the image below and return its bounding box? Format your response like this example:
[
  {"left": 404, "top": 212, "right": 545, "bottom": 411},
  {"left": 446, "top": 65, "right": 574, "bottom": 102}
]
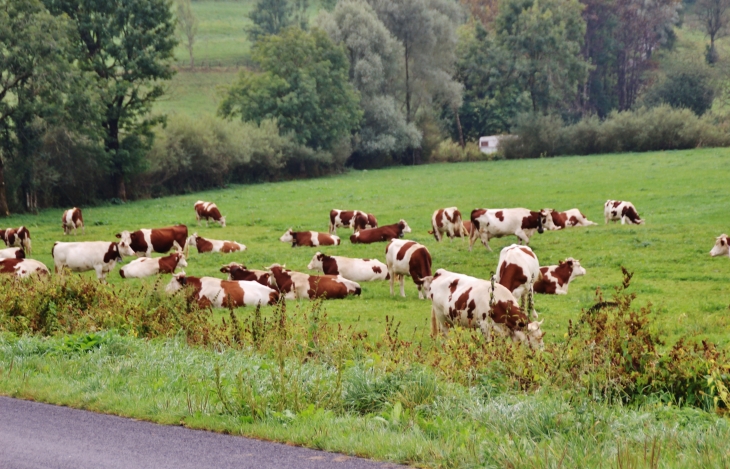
[
  {"left": 45, "top": 0, "right": 177, "bottom": 201},
  {"left": 460, "top": 0, "right": 500, "bottom": 26},
  {"left": 247, "top": 0, "right": 293, "bottom": 42},
  {"left": 696, "top": 0, "right": 730, "bottom": 63},
  {"left": 219, "top": 27, "right": 362, "bottom": 152},
  {"left": 176, "top": 0, "right": 198, "bottom": 68},
  {"left": 496, "top": 0, "right": 589, "bottom": 115},
  {"left": 642, "top": 63, "right": 716, "bottom": 115}
]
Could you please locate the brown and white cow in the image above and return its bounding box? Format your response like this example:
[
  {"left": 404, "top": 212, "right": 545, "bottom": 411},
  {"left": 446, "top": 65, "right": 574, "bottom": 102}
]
[
  {"left": 267, "top": 264, "right": 361, "bottom": 300},
  {"left": 495, "top": 244, "right": 541, "bottom": 317},
  {"left": 430, "top": 207, "right": 466, "bottom": 242},
  {"left": 710, "top": 234, "right": 730, "bottom": 258},
  {"left": 307, "top": 252, "right": 389, "bottom": 282},
  {"left": 0, "top": 259, "right": 50, "bottom": 278},
  {"left": 385, "top": 239, "right": 432, "bottom": 299},
  {"left": 52, "top": 240, "right": 135, "bottom": 280},
  {"left": 280, "top": 229, "right": 340, "bottom": 247},
  {"left": 62, "top": 207, "right": 84, "bottom": 235},
  {"left": 116, "top": 225, "right": 189, "bottom": 258},
  {"left": 187, "top": 233, "right": 246, "bottom": 253},
  {"left": 604, "top": 200, "right": 644, "bottom": 225},
  {"left": 548, "top": 209, "right": 597, "bottom": 230},
  {"left": 166, "top": 272, "right": 279, "bottom": 308},
  {"left": 469, "top": 208, "right": 554, "bottom": 252},
  {"left": 119, "top": 252, "right": 188, "bottom": 279},
  {"left": 1, "top": 226, "right": 32, "bottom": 255},
  {"left": 0, "top": 247, "right": 24, "bottom": 259},
  {"left": 329, "top": 210, "right": 377, "bottom": 234},
  {"left": 194, "top": 201, "right": 226, "bottom": 227},
  {"left": 421, "top": 269, "right": 544, "bottom": 348},
  {"left": 533, "top": 258, "right": 586, "bottom": 295},
  {"left": 220, "top": 263, "right": 271, "bottom": 286},
  {"left": 350, "top": 220, "right": 412, "bottom": 244}
]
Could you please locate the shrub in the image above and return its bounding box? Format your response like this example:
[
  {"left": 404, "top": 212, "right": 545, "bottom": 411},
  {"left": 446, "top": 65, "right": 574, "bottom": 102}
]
[
  {"left": 641, "top": 63, "right": 716, "bottom": 116},
  {"left": 429, "top": 139, "right": 490, "bottom": 163}
]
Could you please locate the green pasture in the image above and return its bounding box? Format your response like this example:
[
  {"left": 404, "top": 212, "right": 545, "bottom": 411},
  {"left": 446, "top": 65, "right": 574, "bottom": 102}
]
[{"left": 8, "top": 149, "right": 730, "bottom": 346}]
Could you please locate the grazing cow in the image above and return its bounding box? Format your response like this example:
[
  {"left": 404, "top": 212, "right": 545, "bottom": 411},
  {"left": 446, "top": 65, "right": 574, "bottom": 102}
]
[
  {"left": 62, "top": 207, "right": 84, "bottom": 235},
  {"left": 119, "top": 252, "right": 188, "bottom": 279},
  {"left": 280, "top": 229, "right": 340, "bottom": 247},
  {"left": 548, "top": 209, "right": 597, "bottom": 230},
  {"left": 329, "top": 210, "right": 376, "bottom": 233},
  {"left": 350, "top": 220, "right": 412, "bottom": 244},
  {"left": 710, "top": 234, "right": 730, "bottom": 258},
  {"left": 0, "top": 259, "right": 49, "bottom": 278},
  {"left": 52, "top": 240, "right": 135, "bottom": 280},
  {"left": 430, "top": 207, "right": 466, "bottom": 242},
  {"left": 469, "top": 208, "right": 554, "bottom": 252},
  {"left": 534, "top": 258, "right": 586, "bottom": 294},
  {"left": 220, "top": 262, "right": 271, "bottom": 286},
  {"left": 166, "top": 272, "right": 279, "bottom": 308},
  {"left": 495, "top": 244, "right": 541, "bottom": 316},
  {"left": 385, "top": 239, "right": 432, "bottom": 299},
  {"left": 604, "top": 200, "right": 644, "bottom": 225},
  {"left": 307, "top": 252, "right": 389, "bottom": 282},
  {"left": 0, "top": 247, "right": 24, "bottom": 259},
  {"left": 187, "top": 233, "right": 246, "bottom": 253},
  {"left": 1, "top": 226, "right": 32, "bottom": 255},
  {"left": 421, "top": 269, "right": 544, "bottom": 349},
  {"left": 194, "top": 201, "right": 226, "bottom": 227},
  {"left": 267, "top": 264, "right": 361, "bottom": 300},
  {"left": 116, "top": 225, "right": 189, "bottom": 258}
]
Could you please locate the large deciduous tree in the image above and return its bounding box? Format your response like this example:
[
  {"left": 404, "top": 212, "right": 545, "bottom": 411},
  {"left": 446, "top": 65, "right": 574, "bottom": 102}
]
[
  {"left": 44, "top": 0, "right": 177, "bottom": 201},
  {"left": 696, "top": 0, "right": 730, "bottom": 63},
  {"left": 219, "top": 27, "right": 362, "bottom": 152},
  {"left": 247, "top": 0, "right": 294, "bottom": 42},
  {"left": 176, "top": 0, "right": 198, "bottom": 68}
]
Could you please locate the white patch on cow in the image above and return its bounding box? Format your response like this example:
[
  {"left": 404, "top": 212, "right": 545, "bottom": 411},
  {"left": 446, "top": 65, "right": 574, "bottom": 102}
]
[
  {"left": 0, "top": 247, "right": 23, "bottom": 259},
  {"left": 307, "top": 252, "right": 389, "bottom": 282},
  {"left": 495, "top": 244, "right": 541, "bottom": 317},
  {"left": 710, "top": 234, "right": 730, "bottom": 258}
]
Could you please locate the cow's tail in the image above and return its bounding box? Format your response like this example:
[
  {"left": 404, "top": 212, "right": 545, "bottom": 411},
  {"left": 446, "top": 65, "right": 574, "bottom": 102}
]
[
  {"left": 431, "top": 218, "right": 440, "bottom": 242},
  {"left": 51, "top": 242, "right": 58, "bottom": 259},
  {"left": 455, "top": 213, "right": 466, "bottom": 241}
]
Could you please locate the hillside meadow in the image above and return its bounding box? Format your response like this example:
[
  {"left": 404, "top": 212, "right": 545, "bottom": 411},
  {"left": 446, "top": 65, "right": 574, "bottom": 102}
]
[{"left": 3, "top": 149, "right": 730, "bottom": 346}]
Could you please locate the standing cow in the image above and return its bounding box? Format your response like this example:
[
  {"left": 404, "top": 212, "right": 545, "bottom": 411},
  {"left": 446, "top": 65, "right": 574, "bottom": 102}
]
[
  {"left": 710, "top": 234, "right": 730, "bottom": 258},
  {"left": 385, "top": 239, "right": 432, "bottom": 299},
  {"left": 350, "top": 220, "right": 411, "bottom": 244},
  {"left": 533, "top": 258, "right": 586, "bottom": 294},
  {"left": 52, "top": 240, "right": 135, "bottom": 280},
  {"left": 116, "top": 225, "right": 189, "bottom": 257},
  {"left": 119, "top": 252, "right": 188, "bottom": 279},
  {"left": 1, "top": 226, "right": 32, "bottom": 255},
  {"left": 548, "top": 209, "right": 596, "bottom": 230},
  {"left": 280, "top": 229, "right": 340, "bottom": 247},
  {"left": 329, "top": 210, "right": 377, "bottom": 234},
  {"left": 267, "top": 264, "right": 361, "bottom": 300},
  {"left": 469, "top": 208, "right": 554, "bottom": 252},
  {"left": 430, "top": 207, "right": 466, "bottom": 242},
  {"left": 495, "top": 244, "right": 541, "bottom": 317},
  {"left": 604, "top": 200, "right": 644, "bottom": 225},
  {"left": 307, "top": 252, "right": 389, "bottom": 282},
  {"left": 62, "top": 207, "right": 84, "bottom": 235},
  {"left": 194, "top": 201, "right": 226, "bottom": 227}
]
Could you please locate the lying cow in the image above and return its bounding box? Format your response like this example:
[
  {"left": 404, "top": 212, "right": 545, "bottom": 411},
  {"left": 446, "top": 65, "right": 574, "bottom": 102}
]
[
  {"left": 495, "top": 244, "right": 541, "bottom": 316},
  {"left": 62, "top": 207, "right": 84, "bottom": 235},
  {"left": 187, "top": 233, "right": 246, "bottom": 253},
  {"left": 194, "top": 201, "right": 226, "bottom": 227},
  {"left": 307, "top": 252, "right": 389, "bottom": 282},
  {"left": 604, "top": 200, "right": 644, "bottom": 225},
  {"left": 548, "top": 209, "right": 597, "bottom": 230},
  {"left": 0, "top": 259, "right": 50, "bottom": 278},
  {"left": 119, "top": 252, "right": 187, "bottom": 279},
  {"left": 116, "top": 225, "right": 189, "bottom": 257},
  {"left": 422, "top": 269, "right": 544, "bottom": 348},
  {"left": 430, "top": 207, "right": 465, "bottom": 242},
  {"left": 710, "top": 234, "right": 730, "bottom": 258},
  {"left": 385, "top": 239, "right": 432, "bottom": 299},
  {"left": 0, "top": 247, "right": 24, "bottom": 259},
  {"left": 52, "top": 240, "right": 135, "bottom": 280},
  {"left": 1, "top": 226, "right": 32, "bottom": 255},
  {"left": 350, "top": 220, "right": 411, "bottom": 244},
  {"left": 329, "top": 210, "right": 377, "bottom": 234},
  {"left": 267, "top": 264, "right": 361, "bottom": 300},
  {"left": 280, "top": 229, "right": 340, "bottom": 247},
  {"left": 534, "top": 258, "right": 586, "bottom": 295},
  {"left": 470, "top": 208, "right": 554, "bottom": 252},
  {"left": 220, "top": 262, "right": 270, "bottom": 286},
  {"left": 166, "top": 272, "right": 279, "bottom": 308}
]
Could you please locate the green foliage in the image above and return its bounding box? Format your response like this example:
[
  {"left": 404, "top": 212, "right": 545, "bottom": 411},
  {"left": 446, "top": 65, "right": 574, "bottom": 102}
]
[
  {"left": 219, "top": 27, "right": 362, "bottom": 152},
  {"left": 247, "top": 0, "right": 294, "bottom": 42},
  {"left": 427, "top": 139, "right": 490, "bottom": 163},
  {"left": 641, "top": 63, "right": 717, "bottom": 115}
]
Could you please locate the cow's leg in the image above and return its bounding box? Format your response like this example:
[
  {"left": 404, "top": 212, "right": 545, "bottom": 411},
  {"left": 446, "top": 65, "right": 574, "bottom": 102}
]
[
  {"left": 82, "top": 224, "right": 85, "bottom": 235},
  {"left": 621, "top": 216, "right": 627, "bottom": 225},
  {"left": 604, "top": 214, "right": 609, "bottom": 224},
  {"left": 389, "top": 269, "right": 395, "bottom": 296},
  {"left": 399, "top": 275, "right": 406, "bottom": 297},
  {"left": 94, "top": 265, "right": 106, "bottom": 281},
  {"left": 515, "top": 230, "right": 530, "bottom": 245},
  {"left": 430, "top": 307, "right": 438, "bottom": 338}
]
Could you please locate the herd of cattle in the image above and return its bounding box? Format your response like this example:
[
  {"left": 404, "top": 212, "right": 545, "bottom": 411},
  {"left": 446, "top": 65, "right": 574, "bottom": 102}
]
[{"left": 0, "top": 198, "right": 727, "bottom": 348}]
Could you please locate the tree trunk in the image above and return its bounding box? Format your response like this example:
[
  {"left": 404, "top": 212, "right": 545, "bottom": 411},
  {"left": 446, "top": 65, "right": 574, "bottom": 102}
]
[
  {"left": 404, "top": 41, "right": 411, "bottom": 123},
  {"left": 454, "top": 107, "right": 465, "bottom": 149},
  {"left": 0, "top": 159, "right": 10, "bottom": 217},
  {"left": 106, "top": 116, "right": 127, "bottom": 201}
]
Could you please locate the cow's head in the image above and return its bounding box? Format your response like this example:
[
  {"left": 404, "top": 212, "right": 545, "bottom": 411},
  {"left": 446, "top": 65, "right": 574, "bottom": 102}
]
[
  {"left": 220, "top": 262, "right": 245, "bottom": 274},
  {"left": 279, "top": 228, "right": 294, "bottom": 243},
  {"left": 514, "top": 320, "right": 544, "bottom": 350},
  {"left": 113, "top": 233, "right": 135, "bottom": 257},
  {"left": 265, "top": 263, "right": 289, "bottom": 289},
  {"left": 165, "top": 271, "right": 187, "bottom": 293},
  {"left": 538, "top": 209, "right": 555, "bottom": 233},
  {"left": 560, "top": 258, "right": 586, "bottom": 279},
  {"left": 420, "top": 275, "right": 434, "bottom": 300},
  {"left": 186, "top": 234, "right": 199, "bottom": 247},
  {"left": 307, "top": 252, "right": 325, "bottom": 271},
  {"left": 399, "top": 220, "right": 412, "bottom": 235},
  {"left": 710, "top": 234, "right": 730, "bottom": 258},
  {"left": 173, "top": 252, "right": 188, "bottom": 269},
  {"left": 219, "top": 216, "right": 226, "bottom": 228}
]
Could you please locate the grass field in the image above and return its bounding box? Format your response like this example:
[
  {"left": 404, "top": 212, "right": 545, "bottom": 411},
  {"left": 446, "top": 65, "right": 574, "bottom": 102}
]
[{"left": 5, "top": 149, "right": 730, "bottom": 347}]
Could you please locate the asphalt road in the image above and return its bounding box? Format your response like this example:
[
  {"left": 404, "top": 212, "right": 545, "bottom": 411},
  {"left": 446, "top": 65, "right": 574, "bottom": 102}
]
[{"left": 0, "top": 397, "right": 405, "bottom": 469}]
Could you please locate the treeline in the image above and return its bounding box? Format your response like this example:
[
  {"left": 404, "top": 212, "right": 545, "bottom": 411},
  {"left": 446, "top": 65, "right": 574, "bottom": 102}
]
[{"left": 1, "top": 0, "right": 729, "bottom": 213}]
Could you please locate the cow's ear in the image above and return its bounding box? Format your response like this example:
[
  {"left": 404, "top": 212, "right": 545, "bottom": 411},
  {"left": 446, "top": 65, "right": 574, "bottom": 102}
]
[
  {"left": 558, "top": 260, "right": 564, "bottom": 265},
  {"left": 115, "top": 233, "right": 121, "bottom": 238}
]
